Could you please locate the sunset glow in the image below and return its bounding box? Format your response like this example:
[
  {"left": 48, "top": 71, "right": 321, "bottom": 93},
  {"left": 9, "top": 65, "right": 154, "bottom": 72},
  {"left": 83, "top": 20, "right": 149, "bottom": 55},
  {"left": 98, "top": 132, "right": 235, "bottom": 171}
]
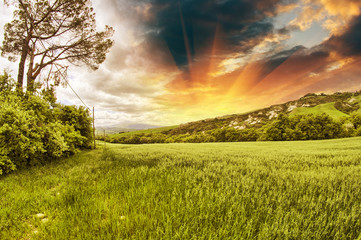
[{"left": 1, "top": 0, "right": 361, "bottom": 126}]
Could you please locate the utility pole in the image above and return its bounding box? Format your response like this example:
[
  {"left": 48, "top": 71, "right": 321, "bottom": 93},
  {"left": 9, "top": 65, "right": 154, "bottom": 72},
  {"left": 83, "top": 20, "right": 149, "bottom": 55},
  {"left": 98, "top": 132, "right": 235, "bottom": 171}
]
[
  {"left": 93, "top": 107, "right": 96, "bottom": 149},
  {"left": 104, "top": 129, "right": 106, "bottom": 149}
]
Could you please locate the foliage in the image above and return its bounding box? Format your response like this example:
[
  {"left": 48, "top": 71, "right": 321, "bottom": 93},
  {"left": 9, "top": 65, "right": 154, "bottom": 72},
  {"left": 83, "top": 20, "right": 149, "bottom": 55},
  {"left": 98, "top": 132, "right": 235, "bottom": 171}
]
[
  {"left": 1, "top": 0, "right": 114, "bottom": 92},
  {"left": 334, "top": 101, "right": 360, "bottom": 114},
  {"left": 259, "top": 113, "right": 345, "bottom": 141},
  {"left": 55, "top": 105, "right": 93, "bottom": 148},
  {"left": 0, "top": 74, "right": 92, "bottom": 175},
  {"left": 0, "top": 71, "right": 15, "bottom": 93}
]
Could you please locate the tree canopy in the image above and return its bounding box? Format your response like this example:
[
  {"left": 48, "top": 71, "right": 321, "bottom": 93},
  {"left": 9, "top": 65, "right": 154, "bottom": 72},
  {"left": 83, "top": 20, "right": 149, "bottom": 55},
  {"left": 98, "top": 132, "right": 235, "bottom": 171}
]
[{"left": 1, "top": 0, "right": 114, "bottom": 92}]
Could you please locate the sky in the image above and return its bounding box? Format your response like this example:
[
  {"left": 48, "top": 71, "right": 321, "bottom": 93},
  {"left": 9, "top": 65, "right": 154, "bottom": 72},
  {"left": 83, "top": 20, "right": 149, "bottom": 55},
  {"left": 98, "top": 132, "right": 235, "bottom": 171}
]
[{"left": 1, "top": 0, "right": 361, "bottom": 127}]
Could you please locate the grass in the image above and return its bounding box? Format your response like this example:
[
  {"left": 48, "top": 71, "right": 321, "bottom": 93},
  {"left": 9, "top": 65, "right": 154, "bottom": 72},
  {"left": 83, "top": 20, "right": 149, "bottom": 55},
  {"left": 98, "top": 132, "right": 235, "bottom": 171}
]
[
  {"left": 290, "top": 102, "right": 349, "bottom": 119},
  {"left": 2, "top": 138, "right": 361, "bottom": 239}
]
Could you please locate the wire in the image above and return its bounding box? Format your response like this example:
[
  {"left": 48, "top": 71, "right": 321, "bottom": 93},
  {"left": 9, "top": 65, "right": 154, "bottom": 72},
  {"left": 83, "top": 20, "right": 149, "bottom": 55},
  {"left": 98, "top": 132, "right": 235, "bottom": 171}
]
[{"left": 63, "top": 78, "right": 91, "bottom": 110}]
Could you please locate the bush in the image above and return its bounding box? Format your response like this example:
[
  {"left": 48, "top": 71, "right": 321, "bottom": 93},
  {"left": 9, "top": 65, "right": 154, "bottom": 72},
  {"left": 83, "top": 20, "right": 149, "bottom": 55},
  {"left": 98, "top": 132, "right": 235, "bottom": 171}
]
[
  {"left": 0, "top": 74, "right": 93, "bottom": 175},
  {"left": 55, "top": 105, "right": 93, "bottom": 148},
  {"left": 0, "top": 94, "right": 46, "bottom": 169}
]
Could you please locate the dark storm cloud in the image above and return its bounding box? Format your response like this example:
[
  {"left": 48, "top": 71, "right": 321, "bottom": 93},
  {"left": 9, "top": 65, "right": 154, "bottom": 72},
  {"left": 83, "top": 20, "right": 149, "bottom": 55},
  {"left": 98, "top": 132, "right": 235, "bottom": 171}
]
[
  {"left": 258, "top": 13, "right": 361, "bottom": 81},
  {"left": 140, "top": 0, "right": 294, "bottom": 78},
  {"left": 258, "top": 12, "right": 361, "bottom": 84},
  {"left": 253, "top": 45, "right": 330, "bottom": 88},
  {"left": 326, "top": 14, "right": 361, "bottom": 56},
  {"left": 259, "top": 45, "right": 306, "bottom": 78},
  {"left": 266, "top": 46, "right": 330, "bottom": 67}
]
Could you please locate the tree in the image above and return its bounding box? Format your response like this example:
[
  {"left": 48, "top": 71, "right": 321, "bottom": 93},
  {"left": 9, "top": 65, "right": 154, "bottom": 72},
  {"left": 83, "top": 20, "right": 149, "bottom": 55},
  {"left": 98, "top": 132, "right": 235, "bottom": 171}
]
[
  {"left": 0, "top": 70, "right": 15, "bottom": 93},
  {"left": 1, "top": 0, "right": 114, "bottom": 92},
  {"left": 350, "top": 112, "right": 361, "bottom": 129},
  {"left": 260, "top": 113, "right": 291, "bottom": 141}
]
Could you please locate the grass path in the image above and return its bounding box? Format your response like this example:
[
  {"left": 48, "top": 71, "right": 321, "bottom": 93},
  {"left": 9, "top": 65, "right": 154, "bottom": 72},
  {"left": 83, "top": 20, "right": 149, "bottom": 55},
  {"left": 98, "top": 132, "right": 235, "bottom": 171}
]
[{"left": 1, "top": 138, "right": 361, "bottom": 239}]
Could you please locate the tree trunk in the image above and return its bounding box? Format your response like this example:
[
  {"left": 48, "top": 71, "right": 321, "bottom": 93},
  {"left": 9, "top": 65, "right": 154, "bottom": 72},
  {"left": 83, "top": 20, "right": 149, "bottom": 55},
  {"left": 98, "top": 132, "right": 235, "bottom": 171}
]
[
  {"left": 26, "top": 46, "right": 35, "bottom": 93},
  {"left": 17, "top": 43, "right": 28, "bottom": 91},
  {"left": 17, "top": 34, "right": 31, "bottom": 92},
  {"left": 26, "top": 76, "right": 35, "bottom": 93}
]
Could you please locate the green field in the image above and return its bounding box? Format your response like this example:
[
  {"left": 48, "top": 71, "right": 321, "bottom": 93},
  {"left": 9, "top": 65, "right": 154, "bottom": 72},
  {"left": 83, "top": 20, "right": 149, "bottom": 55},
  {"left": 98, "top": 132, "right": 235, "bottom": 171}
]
[
  {"left": 2, "top": 138, "right": 361, "bottom": 239},
  {"left": 290, "top": 102, "right": 349, "bottom": 119}
]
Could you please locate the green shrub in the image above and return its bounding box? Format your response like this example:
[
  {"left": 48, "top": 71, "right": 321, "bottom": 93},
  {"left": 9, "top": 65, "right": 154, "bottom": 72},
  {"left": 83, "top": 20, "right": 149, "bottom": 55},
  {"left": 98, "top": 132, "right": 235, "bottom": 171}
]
[
  {"left": 0, "top": 94, "right": 46, "bottom": 170},
  {"left": 55, "top": 105, "right": 93, "bottom": 148},
  {"left": 0, "top": 74, "right": 93, "bottom": 175}
]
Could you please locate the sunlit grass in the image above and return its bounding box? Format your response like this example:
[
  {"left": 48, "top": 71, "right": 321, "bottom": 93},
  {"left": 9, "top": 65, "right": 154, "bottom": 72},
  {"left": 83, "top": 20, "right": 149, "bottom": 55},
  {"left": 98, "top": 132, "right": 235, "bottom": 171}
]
[
  {"left": 1, "top": 138, "right": 361, "bottom": 239},
  {"left": 290, "top": 102, "right": 349, "bottom": 119}
]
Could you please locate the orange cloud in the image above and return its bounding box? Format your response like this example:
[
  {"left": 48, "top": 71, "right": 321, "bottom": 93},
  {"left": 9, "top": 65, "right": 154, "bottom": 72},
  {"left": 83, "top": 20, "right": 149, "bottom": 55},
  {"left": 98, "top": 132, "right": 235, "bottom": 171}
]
[
  {"left": 303, "top": 0, "right": 361, "bottom": 34},
  {"left": 288, "top": 5, "right": 325, "bottom": 31},
  {"left": 315, "top": 0, "right": 361, "bottom": 19}
]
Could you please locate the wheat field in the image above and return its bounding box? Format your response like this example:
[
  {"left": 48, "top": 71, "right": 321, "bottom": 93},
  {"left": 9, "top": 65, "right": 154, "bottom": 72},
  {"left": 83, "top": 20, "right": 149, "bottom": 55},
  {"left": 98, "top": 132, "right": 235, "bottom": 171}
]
[{"left": 1, "top": 138, "right": 361, "bottom": 239}]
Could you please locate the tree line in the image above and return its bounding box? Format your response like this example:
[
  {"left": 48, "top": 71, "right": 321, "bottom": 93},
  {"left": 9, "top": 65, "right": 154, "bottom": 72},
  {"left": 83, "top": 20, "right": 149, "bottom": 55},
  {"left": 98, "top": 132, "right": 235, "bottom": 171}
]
[{"left": 101, "top": 113, "right": 361, "bottom": 144}]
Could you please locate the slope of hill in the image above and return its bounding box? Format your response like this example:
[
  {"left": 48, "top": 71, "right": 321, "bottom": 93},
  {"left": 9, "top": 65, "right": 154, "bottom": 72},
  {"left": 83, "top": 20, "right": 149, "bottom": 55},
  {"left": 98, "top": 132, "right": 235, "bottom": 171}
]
[
  {"left": 289, "top": 102, "right": 349, "bottom": 119},
  {"left": 164, "top": 91, "right": 361, "bottom": 135},
  {"left": 96, "top": 123, "right": 163, "bottom": 135},
  {"left": 105, "top": 90, "right": 361, "bottom": 142},
  {"left": 107, "top": 126, "right": 179, "bottom": 137}
]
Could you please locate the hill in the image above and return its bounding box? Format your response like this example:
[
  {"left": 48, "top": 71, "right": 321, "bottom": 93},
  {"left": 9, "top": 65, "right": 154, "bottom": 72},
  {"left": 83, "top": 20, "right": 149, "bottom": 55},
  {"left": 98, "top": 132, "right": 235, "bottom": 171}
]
[
  {"left": 96, "top": 123, "right": 164, "bottom": 135},
  {"left": 106, "top": 125, "right": 179, "bottom": 137},
  {"left": 106, "top": 90, "right": 361, "bottom": 142},
  {"left": 165, "top": 91, "right": 361, "bottom": 135}
]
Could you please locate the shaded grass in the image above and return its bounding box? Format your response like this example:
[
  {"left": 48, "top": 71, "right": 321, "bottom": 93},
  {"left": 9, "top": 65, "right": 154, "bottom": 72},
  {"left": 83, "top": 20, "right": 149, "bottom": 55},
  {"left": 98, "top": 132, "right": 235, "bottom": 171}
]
[{"left": 1, "top": 138, "right": 361, "bottom": 239}]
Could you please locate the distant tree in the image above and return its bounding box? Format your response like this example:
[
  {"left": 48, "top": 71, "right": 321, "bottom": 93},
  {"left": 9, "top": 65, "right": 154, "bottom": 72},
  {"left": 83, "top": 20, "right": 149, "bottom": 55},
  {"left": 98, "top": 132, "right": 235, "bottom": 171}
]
[
  {"left": 350, "top": 113, "right": 361, "bottom": 136},
  {"left": 350, "top": 113, "right": 361, "bottom": 128},
  {"left": 0, "top": 71, "right": 15, "bottom": 93},
  {"left": 1, "top": 0, "right": 114, "bottom": 92},
  {"left": 260, "top": 113, "right": 291, "bottom": 141}
]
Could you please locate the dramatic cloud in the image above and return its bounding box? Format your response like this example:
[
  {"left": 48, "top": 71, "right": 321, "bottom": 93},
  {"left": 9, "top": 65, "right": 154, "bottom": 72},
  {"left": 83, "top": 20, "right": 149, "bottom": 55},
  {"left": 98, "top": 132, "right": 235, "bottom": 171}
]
[
  {"left": 1, "top": 0, "right": 361, "bottom": 127},
  {"left": 137, "top": 0, "right": 297, "bottom": 79},
  {"left": 326, "top": 14, "right": 361, "bottom": 56}
]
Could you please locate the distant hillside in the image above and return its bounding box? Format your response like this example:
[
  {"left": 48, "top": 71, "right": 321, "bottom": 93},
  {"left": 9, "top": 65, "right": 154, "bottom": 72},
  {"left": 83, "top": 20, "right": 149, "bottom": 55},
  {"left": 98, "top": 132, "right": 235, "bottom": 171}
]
[
  {"left": 97, "top": 123, "right": 163, "bottom": 135},
  {"left": 103, "top": 90, "right": 361, "bottom": 143},
  {"left": 107, "top": 125, "right": 179, "bottom": 137},
  {"left": 163, "top": 91, "right": 361, "bottom": 135}
]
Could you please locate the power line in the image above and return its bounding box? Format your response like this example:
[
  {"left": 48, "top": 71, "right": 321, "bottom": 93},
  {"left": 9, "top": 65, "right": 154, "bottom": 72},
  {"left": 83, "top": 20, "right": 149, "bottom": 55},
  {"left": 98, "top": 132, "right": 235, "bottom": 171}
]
[{"left": 62, "top": 78, "right": 90, "bottom": 110}]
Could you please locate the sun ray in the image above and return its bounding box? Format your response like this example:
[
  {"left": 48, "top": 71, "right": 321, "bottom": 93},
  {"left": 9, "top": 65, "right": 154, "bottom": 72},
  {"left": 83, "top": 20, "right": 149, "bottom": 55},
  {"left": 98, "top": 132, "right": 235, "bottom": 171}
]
[{"left": 178, "top": 1, "right": 193, "bottom": 80}]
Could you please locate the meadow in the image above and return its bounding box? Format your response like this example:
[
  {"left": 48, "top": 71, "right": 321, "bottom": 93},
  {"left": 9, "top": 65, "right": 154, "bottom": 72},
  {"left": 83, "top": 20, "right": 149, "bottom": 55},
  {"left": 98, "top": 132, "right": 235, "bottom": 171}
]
[{"left": 1, "top": 138, "right": 361, "bottom": 239}]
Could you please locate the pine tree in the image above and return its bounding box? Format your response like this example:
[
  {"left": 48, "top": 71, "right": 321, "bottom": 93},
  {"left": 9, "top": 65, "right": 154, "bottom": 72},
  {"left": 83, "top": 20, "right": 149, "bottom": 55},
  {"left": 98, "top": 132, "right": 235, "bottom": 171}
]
[{"left": 1, "top": 0, "right": 114, "bottom": 92}]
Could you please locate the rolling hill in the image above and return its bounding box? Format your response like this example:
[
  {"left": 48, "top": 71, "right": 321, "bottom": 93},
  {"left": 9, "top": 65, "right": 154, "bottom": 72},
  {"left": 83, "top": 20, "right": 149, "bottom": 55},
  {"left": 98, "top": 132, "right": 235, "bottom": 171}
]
[{"left": 108, "top": 90, "right": 361, "bottom": 139}]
